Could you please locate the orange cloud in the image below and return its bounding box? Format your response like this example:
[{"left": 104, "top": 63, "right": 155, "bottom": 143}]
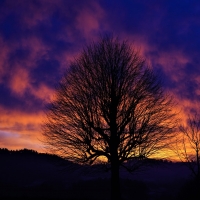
[
  {"left": 0, "top": 106, "right": 45, "bottom": 152},
  {"left": 7, "top": 65, "right": 55, "bottom": 103}
]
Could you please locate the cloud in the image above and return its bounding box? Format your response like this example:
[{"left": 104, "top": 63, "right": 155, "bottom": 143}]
[
  {"left": 30, "top": 83, "right": 55, "bottom": 103},
  {"left": 75, "top": 1, "right": 105, "bottom": 38},
  {"left": 0, "top": 130, "right": 43, "bottom": 151},
  {"left": 9, "top": 67, "right": 30, "bottom": 96},
  {"left": 0, "top": 106, "right": 44, "bottom": 151},
  {"left": 0, "top": 0, "right": 199, "bottom": 152}
]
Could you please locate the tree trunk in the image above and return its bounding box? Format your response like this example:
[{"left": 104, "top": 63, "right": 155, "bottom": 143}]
[
  {"left": 110, "top": 87, "right": 121, "bottom": 199},
  {"left": 110, "top": 153, "right": 121, "bottom": 200},
  {"left": 196, "top": 149, "right": 200, "bottom": 182}
]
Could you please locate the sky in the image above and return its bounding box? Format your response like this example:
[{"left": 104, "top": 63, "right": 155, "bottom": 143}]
[{"left": 0, "top": 0, "right": 200, "bottom": 154}]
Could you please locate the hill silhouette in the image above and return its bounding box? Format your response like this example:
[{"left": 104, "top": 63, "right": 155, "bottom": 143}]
[
  {"left": 0, "top": 148, "right": 79, "bottom": 200},
  {"left": 0, "top": 148, "right": 198, "bottom": 200}
]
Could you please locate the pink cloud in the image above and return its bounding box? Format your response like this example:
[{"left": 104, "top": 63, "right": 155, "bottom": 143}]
[
  {"left": 0, "top": 37, "right": 11, "bottom": 83},
  {"left": 9, "top": 67, "right": 30, "bottom": 96},
  {"left": 75, "top": 2, "right": 105, "bottom": 38},
  {"left": 155, "top": 50, "right": 189, "bottom": 81},
  {"left": 30, "top": 83, "right": 55, "bottom": 103}
]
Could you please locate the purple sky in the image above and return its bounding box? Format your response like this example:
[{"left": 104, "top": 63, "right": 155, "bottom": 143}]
[{"left": 0, "top": 0, "right": 199, "bottom": 153}]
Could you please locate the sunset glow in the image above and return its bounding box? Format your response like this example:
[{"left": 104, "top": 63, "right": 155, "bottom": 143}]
[{"left": 0, "top": 0, "right": 199, "bottom": 161}]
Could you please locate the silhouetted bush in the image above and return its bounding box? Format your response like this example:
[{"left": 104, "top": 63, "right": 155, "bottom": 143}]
[{"left": 0, "top": 148, "right": 9, "bottom": 154}]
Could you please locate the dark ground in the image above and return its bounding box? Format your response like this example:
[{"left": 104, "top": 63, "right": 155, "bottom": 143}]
[{"left": 0, "top": 148, "right": 198, "bottom": 200}]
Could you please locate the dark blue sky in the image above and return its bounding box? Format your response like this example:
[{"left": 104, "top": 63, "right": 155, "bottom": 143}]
[{"left": 0, "top": 0, "right": 199, "bottom": 151}]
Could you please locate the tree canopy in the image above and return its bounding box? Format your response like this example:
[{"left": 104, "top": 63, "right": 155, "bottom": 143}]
[{"left": 42, "top": 36, "right": 177, "bottom": 200}]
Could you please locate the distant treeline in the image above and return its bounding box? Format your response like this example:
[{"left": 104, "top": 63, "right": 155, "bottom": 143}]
[
  {"left": 0, "top": 148, "right": 173, "bottom": 165},
  {"left": 0, "top": 148, "right": 38, "bottom": 154},
  {"left": 0, "top": 148, "right": 62, "bottom": 160}
]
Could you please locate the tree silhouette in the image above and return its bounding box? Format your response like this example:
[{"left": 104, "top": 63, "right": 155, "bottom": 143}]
[
  {"left": 176, "top": 113, "right": 200, "bottom": 182},
  {"left": 42, "top": 36, "right": 176, "bottom": 200}
]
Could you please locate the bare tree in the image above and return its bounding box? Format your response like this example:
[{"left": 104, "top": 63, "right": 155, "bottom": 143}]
[
  {"left": 176, "top": 113, "right": 200, "bottom": 181},
  {"left": 42, "top": 36, "right": 176, "bottom": 200}
]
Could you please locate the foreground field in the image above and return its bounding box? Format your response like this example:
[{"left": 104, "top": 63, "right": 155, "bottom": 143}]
[{"left": 0, "top": 149, "right": 197, "bottom": 200}]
